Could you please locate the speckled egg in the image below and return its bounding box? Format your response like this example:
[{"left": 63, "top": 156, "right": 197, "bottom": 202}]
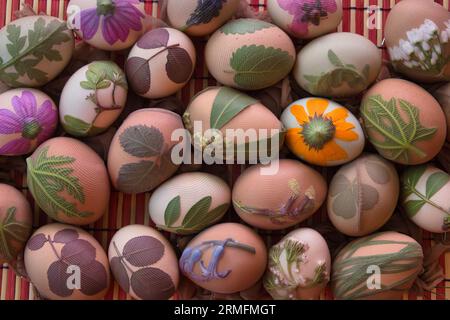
[
  {"left": 0, "top": 89, "right": 58, "bottom": 156},
  {"left": 60, "top": 61, "right": 127, "bottom": 137},
  {"left": 232, "top": 159, "right": 327, "bottom": 230},
  {"left": 149, "top": 172, "right": 231, "bottom": 235},
  {"left": 361, "top": 79, "right": 447, "bottom": 165},
  {"left": 205, "top": 19, "right": 296, "bottom": 90},
  {"left": 264, "top": 228, "right": 331, "bottom": 300},
  {"left": 0, "top": 15, "right": 74, "bottom": 87},
  {"left": 328, "top": 154, "right": 399, "bottom": 237},
  {"left": 281, "top": 97, "right": 364, "bottom": 166},
  {"left": 108, "top": 225, "right": 179, "bottom": 300},
  {"left": 385, "top": 0, "right": 450, "bottom": 83},
  {"left": 167, "top": 0, "right": 240, "bottom": 37},
  {"left": 108, "top": 108, "right": 185, "bottom": 194},
  {"left": 267, "top": 0, "right": 343, "bottom": 39},
  {"left": 432, "top": 83, "right": 450, "bottom": 142},
  {"left": 67, "top": 0, "right": 146, "bottom": 51},
  {"left": 25, "top": 223, "right": 110, "bottom": 300},
  {"left": 125, "top": 27, "right": 196, "bottom": 99},
  {"left": 179, "top": 223, "right": 267, "bottom": 294},
  {"left": 294, "top": 32, "right": 381, "bottom": 98},
  {"left": 26, "top": 137, "right": 110, "bottom": 225}
]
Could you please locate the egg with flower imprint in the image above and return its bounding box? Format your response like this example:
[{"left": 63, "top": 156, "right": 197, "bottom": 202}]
[
  {"left": 0, "top": 89, "right": 58, "bottom": 156},
  {"left": 281, "top": 98, "right": 364, "bottom": 166},
  {"left": 385, "top": 0, "right": 450, "bottom": 83},
  {"left": 67, "top": 0, "right": 146, "bottom": 51}
]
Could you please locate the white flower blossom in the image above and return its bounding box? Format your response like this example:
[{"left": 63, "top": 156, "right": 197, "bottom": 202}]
[
  {"left": 422, "top": 41, "right": 430, "bottom": 51},
  {"left": 407, "top": 28, "right": 423, "bottom": 44},
  {"left": 441, "top": 30, "right": 449, "bottom": 43},
  {"left": 422, "top": 19, "right": 438, "bottom": 40},
  {"left": 400, "top": 39, "right": 414, "bottom": 55},
  {"left": 435, "top": 44, "right": 442, "bottom": 54}
]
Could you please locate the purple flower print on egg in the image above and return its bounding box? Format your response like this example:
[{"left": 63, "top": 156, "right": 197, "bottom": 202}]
[{"left": 0, "top": 91, "right": 57, "bottom": 155}]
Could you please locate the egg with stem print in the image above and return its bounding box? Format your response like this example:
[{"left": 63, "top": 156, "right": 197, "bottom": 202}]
[{"left": 281, "top": 97, "right": 364, "bottom": 167}]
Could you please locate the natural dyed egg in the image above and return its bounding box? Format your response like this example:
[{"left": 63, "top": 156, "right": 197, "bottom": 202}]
[
  {"left": 205, "top": 19, "right": 296, "bottom": 90},
  {"left": 232, "top": 159, "right": 327, "bottom": 230},
  {"left": 281, "top": 98, "right": 364, "bottom": 166},
  {"left": 0, "top": 89, "right": 58, "bottom": 156},
  {"left": 361, "top": 79, "right": 447, "bottom": 165},
  {"left": 126, "top": 27, "right": 196, "bottom": 99},
  {"left": 26, "top": 137, "right": 110, "bottom": 225},
  {"left": 294, "top": 32, "right": 381, "bottom": 98},
  {"left": 60, "top": 61, "right": 127, "bottom": 137},
  {"left": 327, "top": 154, "right": 399, "bottom": 237},
  {"left": 149, "top": 172, "right": 231, "bottom": 235},
  {"left": 332, "top": 231, "right": 423, "bottom": 300},
  {"left": 264, "top": 228, "right": 331, "bottom": 300},
  {"left": 25, "top": 223, "right": 110, "bottom": 300},
  {"left": 0, "top": 15, "right": 74, "bottom": 87},
  {"left": 179, "top": 223, "right": 267, "bottom": 294},
  {"left": 432, "top": 83, "right": 450, "bottom": 142},
  {"left": 167, "top": 0, "right": 240, "bottom": 37},
  {"left": 108, "top": 225, "right": 179, "bottom": 300},
  {"left": 108, "top": 108, "right": 185, "bottom": 194},
  {"left": 0, "top": 184, "right": 32, "bottom": 265},
  {"left": 67, "top": 0, "right": 146, "bottom": 51},
  {"left": 385, "top": 0, "right": 450, "bottom": 83},
  {"left": 267, "top": 0, "right": 343, "bottom": 39},
  {"left": 401, "top": 165, "right": 450, "bottom": 233}
]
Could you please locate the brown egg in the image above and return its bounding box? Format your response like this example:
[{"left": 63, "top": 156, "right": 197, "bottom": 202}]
[
  {"left": 361, "top": 79, "right": 447, "bottom": 165},
  {"left": 327, "top": 154, "right": 399, "bottom": 237},
  {"left": 26, "top": 137, "right": 110, "bottom": 225},
  {"left": 432, "top": 83, "right": 450, "bottom": 142},
  {"left": 24, "top": 223, "right": 110, "bottom": 300},
  {"left": 108, "top": 108, "right": 185, "bottom": 194},
  {"left": 332, "top": 231, "right": 423, "bottom": 300},
  {"left": 179, "top": 223, "right": 267, "bottom": 294},
  {"left": 108, "top": 225, "right": 179, "bottom": 300},
  {"left": 0, "top": 184, "right": 32, "bottom": 265},
  {"left": 233, "top": 159, "right": 327, "bottom": 230}
]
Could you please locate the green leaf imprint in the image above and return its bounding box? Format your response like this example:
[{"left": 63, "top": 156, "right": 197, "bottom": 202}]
[
  {"left": 164, "top": 196, "right": 181, "bottom": 227},
  {"left": 0, "top": 207, "right": 31, "bottom": 262},
  {"left": 119, "top": 125, "right": 164, "bottom": 158},
  {"left": 63, "top": 115, "right": 104, "bottom": 137},
  {"left": 220, "top": 19, "right": 273, "bottom": 35}
]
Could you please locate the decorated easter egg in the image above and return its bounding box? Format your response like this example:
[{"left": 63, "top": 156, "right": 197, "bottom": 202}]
[
  {"left": 332, "top": 231, "right": 423, "bottom": 300},
  {"left": 26, "top": 137, "right": 110, "bottom": 225},
  {"left": 108, "top": 108, "right": 185, "bottom": 194},
  {"left": 167, "top": 0, "right": 240, "bottom": 37},
  {"left": 281, "top": 98, "right": 364, "bottom": 166},
  {"left": 232, "top": 159, "right": 327, "bottom": 230},
  {"left": 149, "top": 172, "right": 231, "bottom": 235},
  {"left": 108, "top": 225, "right": 179, "bottom": 300},
  {"left": 385, "top": 0, "right": 450, "bottom": 83},
  {"left": 179, "top": 223, "right": 267, "bottom": 294},
  {"left": 0, "top": 89, "right": 58, "bottom": 156},
  {"left": 267, "top": 0, "right": 343, "bottom": 39},
  {"left": 25, "top": 223, "right": 110, "bottom": 300},
  {"left": 327, "top": 154, "right": 399, "bottom": 237},
  {"left": 294, "top": 32, "right": 381, "bottom": 98},
  {"left": 60, "top": 61, "right": 127, "bottom": 137},
  {"left": 0, "top": 184, "right": 32, "bottom": 265},
  {"left": 67, "top": 0, "right": 146, "bottom": 51},
  {"left": 361, "top": 79, "right": 446, "bottom": 165},
  {"left": 401, "top": 165, "right": 450, "bottom": 233},
  {"left": 264, "top": 228, "right": 331, "bottom": 300},
  {"left": 432, "top": 83, "right": 450, "bottom": 142},
  {"left": 0, "top": 16, "right": 74, "bottom": 87},
  {"left": 126, "top": 27, "right": 196, "bottom": 99},
  {"left": 205, "top": 19, "right": 296, "bottom": 90}
]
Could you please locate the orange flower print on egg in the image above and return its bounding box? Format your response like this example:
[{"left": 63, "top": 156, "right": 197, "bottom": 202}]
[{"left": 281, "top": 98, "right": 365, "bottom": 166}]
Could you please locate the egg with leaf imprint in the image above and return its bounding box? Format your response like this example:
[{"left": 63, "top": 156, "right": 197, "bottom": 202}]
[
  {"left": 60, "top": 61, "right": 128, "bottom": 138},
  {"left": 149, "top": 172, "right": 231, "bottom": 235},
  {"left": 294, "top": 32, "right": 381, "bottom": 98},
  {"left": 232, "top": 159, "right": 327, "bottom": 230},
  {"left": 167, "top": 0, "right": 240, "bottom": 37},
  {"left": 26, "top": 137, "right": 110, "bottom": 226},
  {"left": 432, "top": 82, "right": 450, "bottom": 142},
  {"left": 108, "top": 108, "right": 185, "bottom": 194},
  {"left": 25, "top": 223, "right": 110, "bottom": 300},
  {"left": 108, "top": 224, "right": 179, "bottom": 300},
  {"left": 205, "top": 19, "right": 296, "bottom": 90},
  {"left": 361, "top": 79, "right": 446, "bottom": 165},
  {"left": 327, "top": 154, "right": 399, "bottom": 237},
  {"left": 0, "top": 15, "right": 74, "bottom": 87},
  {"left": 126, "top": 27, "right": 196, "bottom": 99}
]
